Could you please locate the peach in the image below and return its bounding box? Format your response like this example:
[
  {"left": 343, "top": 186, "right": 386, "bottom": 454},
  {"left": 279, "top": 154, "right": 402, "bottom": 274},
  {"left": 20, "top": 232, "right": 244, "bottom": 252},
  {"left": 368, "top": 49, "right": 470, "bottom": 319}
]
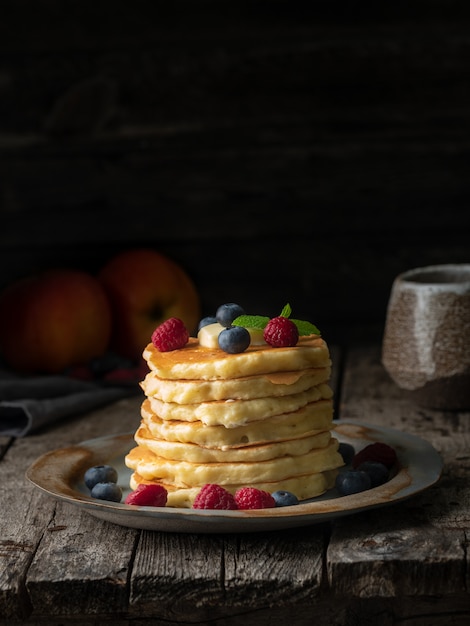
[
  {"left": 0, "top": 270, "right": 112, "bottom": 374},
  {"left": 99, "top": 248, "right": 200, "bottom": 360}
]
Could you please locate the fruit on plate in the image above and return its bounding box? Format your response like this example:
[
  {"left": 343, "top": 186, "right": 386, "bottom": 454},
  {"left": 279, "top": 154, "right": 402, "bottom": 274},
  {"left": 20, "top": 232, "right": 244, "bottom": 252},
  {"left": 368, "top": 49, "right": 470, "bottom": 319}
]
[
  {"left": 272, "top": 490, "right": 299, "bottom": 507},
  {"left": 335, "top": 470, "right": 371, "bottom": 496},
  {"left": 0, "top": 269, "right": 112, "bottom": 374},
  {"left": 90, "top": 482, "right": 122, "bottom": 503},
  {"left": 99, "top": 248, "right": 200, "bottom": 361},
  {"left": 84, "top": 465, "right": 119, "bottom": 490},
  {"left": 125, "top": 483, "right": 168, "bottom": 507},
  {"left": 234, "top": 487, "right": 276, "bottom": 510},
  {"left": 192, "top": 484, "right": 238, "bottom": 510}
]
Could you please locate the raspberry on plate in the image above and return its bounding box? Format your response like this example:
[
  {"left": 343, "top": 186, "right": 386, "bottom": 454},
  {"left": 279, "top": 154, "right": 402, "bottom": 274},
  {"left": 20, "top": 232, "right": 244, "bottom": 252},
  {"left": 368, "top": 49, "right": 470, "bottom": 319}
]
[
  {"left": 263, "top": 316, "right": 299, "bottom": 348},
  {"left": 352, "top": 442, "right": 397, "bottom": 470},
  {"left": 234, "top": 487, "right": 276, "bottom": 510},
  {"left": 192, "top": 484, "right": 238, "bottom": 510},
  {"left": 124, "top": 483, "right": 168, "bottom": 507},
  {"left": 151, "top": 317, "right": 189, "bottom": 352}
]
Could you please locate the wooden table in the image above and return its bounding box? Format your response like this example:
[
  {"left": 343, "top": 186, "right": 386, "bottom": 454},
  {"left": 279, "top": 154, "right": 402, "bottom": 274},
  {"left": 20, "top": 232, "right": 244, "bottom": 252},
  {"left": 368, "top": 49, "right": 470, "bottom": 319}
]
[{"left": 1, "top": 344, "right": 469, "bottom": 625}]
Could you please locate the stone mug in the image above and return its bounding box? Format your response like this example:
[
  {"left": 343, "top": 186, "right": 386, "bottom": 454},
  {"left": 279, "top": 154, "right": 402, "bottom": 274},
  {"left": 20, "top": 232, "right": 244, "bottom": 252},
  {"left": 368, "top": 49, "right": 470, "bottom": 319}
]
[{"left": 382, "top": 264, "right": 470, "bottom": 410}]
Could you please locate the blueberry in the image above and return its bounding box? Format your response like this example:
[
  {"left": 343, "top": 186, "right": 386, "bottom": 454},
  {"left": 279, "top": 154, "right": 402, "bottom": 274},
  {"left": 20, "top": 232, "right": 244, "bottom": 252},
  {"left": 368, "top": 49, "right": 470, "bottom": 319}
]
[
  {"left": 356, "top": 461, "right": 389, "bottom": 487},
  {"left": 84, "top": 465, "right": 118, "bottom": 490},
  {"left": 198, "top": 316, "right": 217, "bottom": 331},
  {"left": 218, "top": 326, "right": 251, "bottom": 354},
  {"left": 272, "top": 490, "right": 299, "bottom": 507},
  {"left": 335, "top": 470, "right": 371, "bottom": 496},
  {"left": 338, "top": 443, "right": 355, "bottom": 465},
  {"left": 90, "top": 482, "right": 122, "bottom": 503},
  {"left": 216, "top": 303, "right": 245, "bottom": 328}
]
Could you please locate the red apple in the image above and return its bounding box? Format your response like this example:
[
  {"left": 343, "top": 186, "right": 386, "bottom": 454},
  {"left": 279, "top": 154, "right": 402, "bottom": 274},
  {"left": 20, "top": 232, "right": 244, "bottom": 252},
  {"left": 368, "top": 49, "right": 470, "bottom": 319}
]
[
  {"left": 99, "top": 248, "right": 201, "bottom": 360},
  {"left": 0, "top": 270, "right": 112, "bottom": 374}
]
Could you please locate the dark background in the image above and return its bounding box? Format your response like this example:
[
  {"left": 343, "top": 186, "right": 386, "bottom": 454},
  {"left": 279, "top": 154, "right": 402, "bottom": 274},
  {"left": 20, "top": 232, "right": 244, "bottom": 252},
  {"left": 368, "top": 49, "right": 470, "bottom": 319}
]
[{"left": 1, "top": 0, "right": 469, "bottom": 347}]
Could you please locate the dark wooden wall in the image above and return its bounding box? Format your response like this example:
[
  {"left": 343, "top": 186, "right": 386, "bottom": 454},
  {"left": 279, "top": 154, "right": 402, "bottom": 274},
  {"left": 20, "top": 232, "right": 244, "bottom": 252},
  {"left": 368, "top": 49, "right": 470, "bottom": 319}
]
[{"left": 1, "top": 0, "right": 469, "bottom": 346}]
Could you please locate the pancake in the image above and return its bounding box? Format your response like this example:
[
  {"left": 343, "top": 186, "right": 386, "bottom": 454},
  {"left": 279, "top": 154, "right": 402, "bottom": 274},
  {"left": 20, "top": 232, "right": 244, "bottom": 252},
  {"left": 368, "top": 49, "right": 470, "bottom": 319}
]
[
  {"left": 134, "top": 422, "right": 333, "bottom": 463},
  {"left": 141, "top": 366, "right": 331, "bottom": 404},
  {"left": 130, "top": 469, "right": 339, "bottom": 508},
  {"left": 143, "top": 335, "right": 331, "bottom": 380},
  {"left": 141, "top": 398, "right": 334, "bottom": 447},
  {"left": 126, "top": 438, "right": 342, "bottom": 486},
  {"left": 125, "top": 312, "right": 343, "bottom": 508},
  {"left": 146, "top": 382, "right": 333, "bottom": 428}
]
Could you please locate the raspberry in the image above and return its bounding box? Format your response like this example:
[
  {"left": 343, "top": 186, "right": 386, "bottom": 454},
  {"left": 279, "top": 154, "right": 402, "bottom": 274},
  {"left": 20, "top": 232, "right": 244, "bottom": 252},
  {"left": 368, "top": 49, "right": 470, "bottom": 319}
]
[
  {"left": 151, "top": 317, "right": 189, "bottom": 352},
  {"left": 124, "top": 483, "right": 168, "bottom": 507},
  {"left": 263, "top": 316, "right": 299, "bottom": 348},
  {"left": 192, "top": 484, "right": 238, "bottom": 510},
  {"left": 234, "top": 487, "right": 276, "bottom": 510},
  {"left": 352, "top": 442, "right": 397, "bottom": 470}
]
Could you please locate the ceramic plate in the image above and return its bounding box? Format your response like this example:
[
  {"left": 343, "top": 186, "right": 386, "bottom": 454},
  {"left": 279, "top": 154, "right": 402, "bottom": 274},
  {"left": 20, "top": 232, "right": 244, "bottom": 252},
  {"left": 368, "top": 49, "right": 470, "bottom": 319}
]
[{"left": 26, "top": 421, "right": 443, "bottom": 533}]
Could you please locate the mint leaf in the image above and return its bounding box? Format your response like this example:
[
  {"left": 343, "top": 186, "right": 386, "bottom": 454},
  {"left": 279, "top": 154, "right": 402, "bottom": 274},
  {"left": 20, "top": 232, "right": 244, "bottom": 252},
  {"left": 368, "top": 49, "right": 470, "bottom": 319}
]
[
  {"left": 233, "top": 315, "right": 270, "bottom": 330},
  {"left": 291, "top": 319, "right": 321, "bottom": 336},
  {"left": 233, "top": 307, "right": 321, "bottom": 336}
]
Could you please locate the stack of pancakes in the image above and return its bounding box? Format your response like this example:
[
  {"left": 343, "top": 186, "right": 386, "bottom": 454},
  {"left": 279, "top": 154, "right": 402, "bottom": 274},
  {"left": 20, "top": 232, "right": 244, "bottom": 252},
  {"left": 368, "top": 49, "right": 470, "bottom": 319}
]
[{"left": 125, "top": 334, "right": 343, "bottom": 507}]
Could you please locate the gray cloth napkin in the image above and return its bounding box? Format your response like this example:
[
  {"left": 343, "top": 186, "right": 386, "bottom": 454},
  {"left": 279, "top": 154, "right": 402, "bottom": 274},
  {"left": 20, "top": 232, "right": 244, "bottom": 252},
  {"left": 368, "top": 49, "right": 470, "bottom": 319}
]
[{"left": 0, "top": 372, "right": 138, "bottom": 437}]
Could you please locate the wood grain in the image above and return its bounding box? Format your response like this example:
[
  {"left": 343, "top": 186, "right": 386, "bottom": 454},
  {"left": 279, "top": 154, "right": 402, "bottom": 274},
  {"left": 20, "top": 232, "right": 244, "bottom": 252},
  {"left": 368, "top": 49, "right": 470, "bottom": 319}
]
[
  {"left": 26, "top": 503, "right": 137, "bottom": 617},
  {"left": 0, "top": 395, "right": 142, "bottom": 622}
]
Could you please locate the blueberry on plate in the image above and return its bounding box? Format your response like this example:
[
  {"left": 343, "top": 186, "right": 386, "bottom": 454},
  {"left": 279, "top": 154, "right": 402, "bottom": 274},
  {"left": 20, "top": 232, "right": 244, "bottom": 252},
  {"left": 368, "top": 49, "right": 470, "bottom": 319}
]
[
  {"left": 90, "top": 482, "right": 122, "bottom": 503},
  {"left": 272, "top": 490, "right": 299, "bottom": 507},
  {"left": 356, "top": 461, "right": 390, "bottom": 487},
  {"left": 84, "top": 465, "right": 118, "bottom": 490},
  {"left": 338, "top": 442, "right": 355, "bottom": 465},
  {"left": 335, "top": 470, "right": 371, "bottom": 496},
  {"left": 216, "top": 303, "right": 245, "bottom": 328},
  {"left": 218, "top": 326, "right": 251, "bottom": 354}
]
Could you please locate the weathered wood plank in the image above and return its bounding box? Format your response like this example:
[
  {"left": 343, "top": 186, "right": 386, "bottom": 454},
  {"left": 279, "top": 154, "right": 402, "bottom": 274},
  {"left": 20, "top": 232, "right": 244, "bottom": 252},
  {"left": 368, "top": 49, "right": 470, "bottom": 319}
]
[
  {"left": 2, "top": 130, "right": 469, "bottom": 245},
  {"left": 0, "top": 589, "right": 134, "bottom": 626},
  {"left": 222, "top": 526, "right": 325, "bottom": 605},
  {"left": 1, "top": 4, "right": 469, "bottom": 337},
  {"left": 0, "top": 5, "right": 469, "bottom": 325},
  {"left": 25, "top": 502, "right": 137, "bottom": 618},
  {"left": 0, "top": 395, "right": 142, "bottom": 621},
  {"left": 128, "top": 531, "right": 227, "bottom": 618},
  {"left": 328, "top": 344, "right": 470, "bottom": 609},
  {"left": 328, "top": 508, "right": 466, "bottom": 597},
  {"left": 128, "top": 526, "right": 328, "bottom": 622},
  {"left": 1, "top": 2, "right": 470, "bottom": 131},
  {"left": 0, "top": 483, "right": 49, "bottom": 621}
]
